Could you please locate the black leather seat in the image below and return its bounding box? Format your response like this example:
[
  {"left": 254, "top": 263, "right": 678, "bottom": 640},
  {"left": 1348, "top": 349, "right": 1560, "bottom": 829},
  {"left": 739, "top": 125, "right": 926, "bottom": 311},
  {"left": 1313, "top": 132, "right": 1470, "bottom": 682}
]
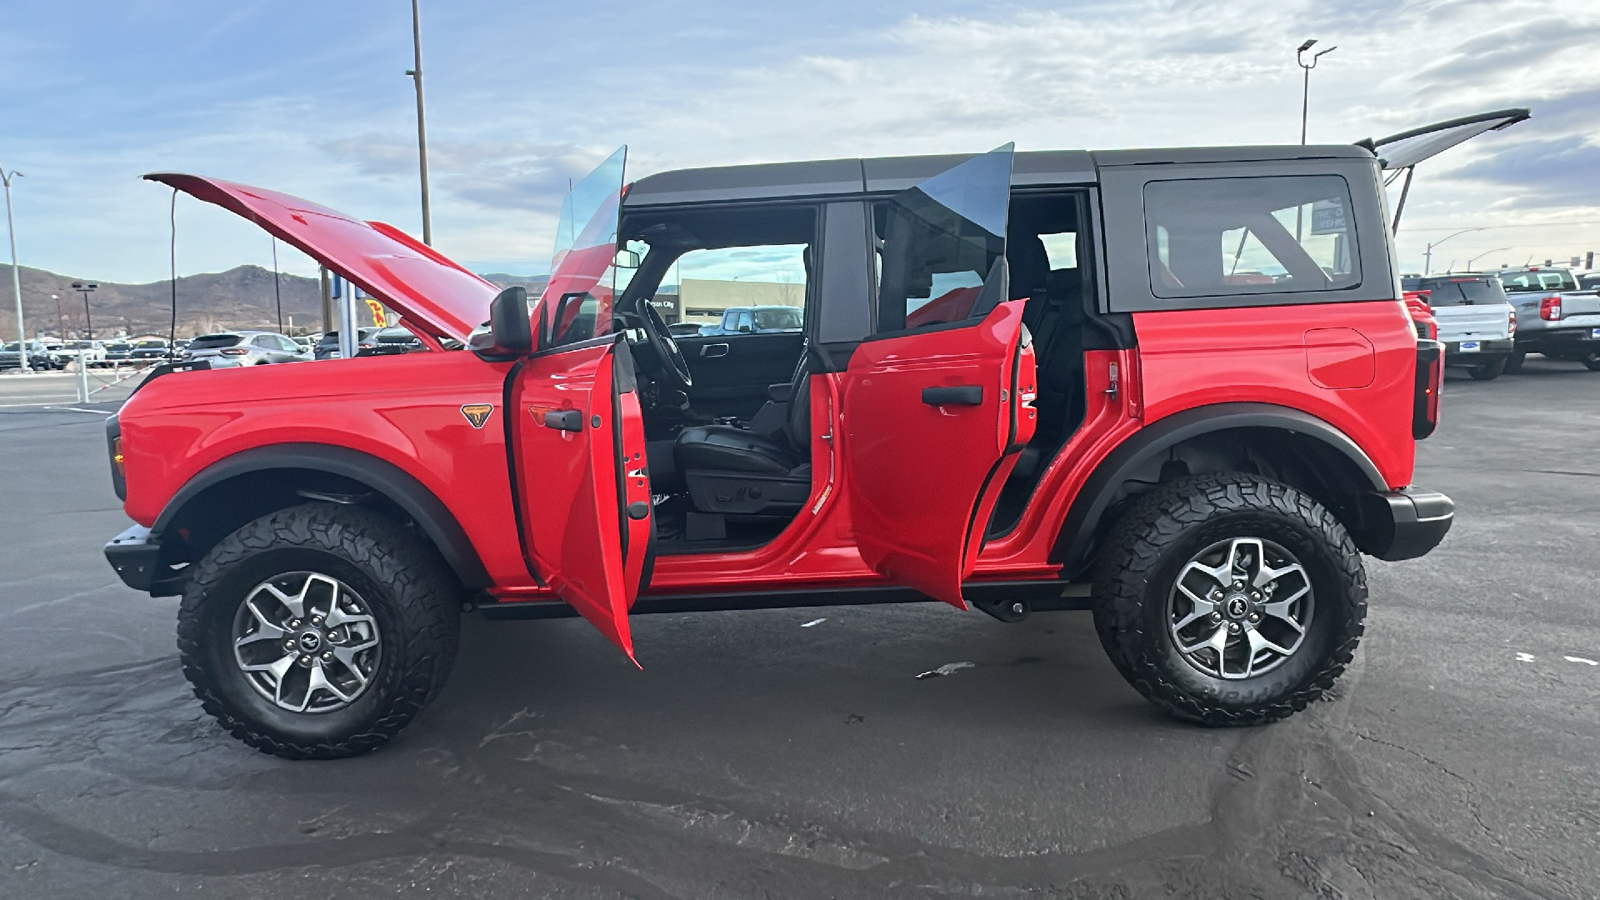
[{"left": 674, "top": 349, "right": 811, "bottom": 477}]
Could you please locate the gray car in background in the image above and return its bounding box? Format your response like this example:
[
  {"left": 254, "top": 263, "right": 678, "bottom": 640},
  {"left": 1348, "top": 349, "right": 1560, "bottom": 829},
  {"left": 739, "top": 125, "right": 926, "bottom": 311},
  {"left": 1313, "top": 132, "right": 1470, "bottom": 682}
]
[
  {"left": 182, "top": 331, "right": 310, "bottom": 368},
  {"left": 1497, "top": 266, "right": 1600, "bottom": 371}
]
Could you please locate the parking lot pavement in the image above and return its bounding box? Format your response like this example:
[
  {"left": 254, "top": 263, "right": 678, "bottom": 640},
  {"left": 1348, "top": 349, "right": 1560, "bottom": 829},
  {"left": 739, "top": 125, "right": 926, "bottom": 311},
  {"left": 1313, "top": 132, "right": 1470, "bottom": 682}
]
[{"left": 0, "top": 360, "right": 1596, "bottom": 899}]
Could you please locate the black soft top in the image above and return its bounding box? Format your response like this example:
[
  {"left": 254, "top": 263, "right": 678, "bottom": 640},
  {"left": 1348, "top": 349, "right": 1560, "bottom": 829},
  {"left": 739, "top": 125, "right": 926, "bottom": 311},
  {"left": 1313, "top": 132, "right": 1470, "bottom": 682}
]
[{"left": 624, "top": 144, "right": 1375, "bottom": 208}]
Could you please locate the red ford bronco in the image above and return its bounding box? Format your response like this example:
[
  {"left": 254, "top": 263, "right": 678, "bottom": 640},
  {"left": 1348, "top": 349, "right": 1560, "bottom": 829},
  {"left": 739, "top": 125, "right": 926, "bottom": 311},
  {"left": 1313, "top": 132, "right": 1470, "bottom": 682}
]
[{"left": 104, "top": 118, "right": 1509, "bottom": 758}]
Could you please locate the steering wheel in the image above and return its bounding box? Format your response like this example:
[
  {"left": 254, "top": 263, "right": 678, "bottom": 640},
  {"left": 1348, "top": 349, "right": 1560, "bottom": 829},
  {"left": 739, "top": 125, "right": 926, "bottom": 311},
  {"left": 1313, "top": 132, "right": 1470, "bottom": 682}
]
[{"left": 633, "top": 294, "right": 693, "bottom": 392}]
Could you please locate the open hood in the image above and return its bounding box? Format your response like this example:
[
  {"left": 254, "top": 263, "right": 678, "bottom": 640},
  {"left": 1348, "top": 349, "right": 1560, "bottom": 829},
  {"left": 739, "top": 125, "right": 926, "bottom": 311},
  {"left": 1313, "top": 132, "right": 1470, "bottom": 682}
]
[{"left": 146, "top": 174, "right": 498, "bottom": 343}]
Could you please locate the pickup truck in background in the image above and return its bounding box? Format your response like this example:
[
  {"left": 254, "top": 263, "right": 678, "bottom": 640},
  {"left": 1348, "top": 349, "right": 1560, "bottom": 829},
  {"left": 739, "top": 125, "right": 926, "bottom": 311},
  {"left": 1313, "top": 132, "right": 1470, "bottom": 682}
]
[
  {"left": 1400, "top": 274, "right": 1516, "bottom": 380},
  {"left": 1497, "top": 266, "right": 1600, "bottom": 372}
]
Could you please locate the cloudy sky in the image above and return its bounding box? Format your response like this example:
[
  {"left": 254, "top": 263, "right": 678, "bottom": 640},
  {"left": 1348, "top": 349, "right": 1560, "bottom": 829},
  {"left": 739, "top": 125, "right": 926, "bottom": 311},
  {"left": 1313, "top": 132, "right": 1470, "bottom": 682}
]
[{"left": 1, "top": 0, "right": 1596, "bottom": 284}]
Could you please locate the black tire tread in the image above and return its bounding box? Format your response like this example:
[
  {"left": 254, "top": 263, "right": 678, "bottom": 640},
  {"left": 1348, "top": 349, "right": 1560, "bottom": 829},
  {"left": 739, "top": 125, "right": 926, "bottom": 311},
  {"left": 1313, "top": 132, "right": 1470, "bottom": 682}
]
[
  {"left": 176, "top": 503, "right": 460, "bottom": 759},
  {"left": 1091, "top": 473, "right": 1367, "bottom": 727}
]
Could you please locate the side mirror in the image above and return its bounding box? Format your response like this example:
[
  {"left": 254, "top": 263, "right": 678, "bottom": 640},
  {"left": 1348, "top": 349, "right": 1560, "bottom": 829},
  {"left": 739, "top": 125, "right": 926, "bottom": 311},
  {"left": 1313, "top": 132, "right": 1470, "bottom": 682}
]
[
  {"left": 469, "top": 286, "right": 532, "bottom": 360},
  {"left": 615, "top": 248, "right": 642, "bottom": 269},
  {"left": 738, "top": 324, "right": 753, "bottom": 334}
]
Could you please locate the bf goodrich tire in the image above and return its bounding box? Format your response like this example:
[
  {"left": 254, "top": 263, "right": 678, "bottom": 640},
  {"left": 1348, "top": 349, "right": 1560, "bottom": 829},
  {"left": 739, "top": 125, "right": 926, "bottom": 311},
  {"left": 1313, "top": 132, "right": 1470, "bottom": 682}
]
[
  {"left": 1467, "top": 356, "right": 1508, "bottom": 380},
  {"left": 1504, "top": 351, "right": 1526, "bottom": 373},
  {"left": 1091, "top": 474, "right": 1366, "bottom": 726},
  {"left": 177, "top": 503, "right": 461, "bottom": 759}
]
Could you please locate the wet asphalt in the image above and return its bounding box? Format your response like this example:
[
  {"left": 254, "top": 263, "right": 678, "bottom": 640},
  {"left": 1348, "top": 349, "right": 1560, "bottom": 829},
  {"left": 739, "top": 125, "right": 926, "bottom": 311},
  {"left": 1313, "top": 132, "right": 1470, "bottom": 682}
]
[{"left": 0, "top": 359, "right": 1596, "bottom": 899}]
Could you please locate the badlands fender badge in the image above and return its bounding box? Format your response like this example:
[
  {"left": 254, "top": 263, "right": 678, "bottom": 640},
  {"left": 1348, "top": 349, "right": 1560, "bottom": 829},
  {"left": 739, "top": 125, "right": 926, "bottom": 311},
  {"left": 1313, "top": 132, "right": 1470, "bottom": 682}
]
[{"left": 460, "top": 403, "right": 495, "bottom": 429}]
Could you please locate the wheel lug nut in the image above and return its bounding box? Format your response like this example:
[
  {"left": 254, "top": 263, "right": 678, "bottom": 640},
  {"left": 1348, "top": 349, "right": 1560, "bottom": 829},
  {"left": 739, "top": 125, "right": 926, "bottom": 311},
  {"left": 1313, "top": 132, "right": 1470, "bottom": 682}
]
[
  {"left": 1250, "top": 591, "right": 1261, "bottom": 600},
  {"left": 311, "top": 616, "right": 323, "bottom": 626},
  {"left": 321, "top": 651, "right": 333, "bottom": 662},
  {"left": 1249, "top": 613, "right": 1260, "bottom": 622},
  {"left": 1228, "top": 622, "right": 1241, "bottom": 633},
  {"left": 288, "top": 619, "right": 300, "bottom": 629},
  {"left": 283, "top": 639, "right": 296, "bottom": 650},
  {"left": 1210, "top": 612, "right": 1223, "bottom": 623},
  {"left": 298, "top": 655, "right": 312, "bottom": 667}
]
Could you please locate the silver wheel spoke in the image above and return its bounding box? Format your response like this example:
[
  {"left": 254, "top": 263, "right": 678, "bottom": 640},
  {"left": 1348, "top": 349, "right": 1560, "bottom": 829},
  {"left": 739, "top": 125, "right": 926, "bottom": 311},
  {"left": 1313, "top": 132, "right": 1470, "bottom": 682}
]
[
  {"left": 1179, "top": 624, "right": 1229, "bottom": 657},
  {"left": 231, "top": 571, "right": 382, "bottom": 715},
  {"left": 1166, "top": 536, "right": 1314, "bottom": 681},
  {"left": 1246, "top": 626, "right": 1295, "bottom": 660}
]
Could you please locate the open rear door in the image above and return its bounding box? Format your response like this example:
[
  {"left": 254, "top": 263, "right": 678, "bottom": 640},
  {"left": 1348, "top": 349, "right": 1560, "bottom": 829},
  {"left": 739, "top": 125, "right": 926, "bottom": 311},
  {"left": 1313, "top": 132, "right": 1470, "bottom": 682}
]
[
  {"left": 841, "top": 146, "right": 1037, "bottom": 609},
  {"left": 508, "top": 147, "right": 653, "bottom": 660}
]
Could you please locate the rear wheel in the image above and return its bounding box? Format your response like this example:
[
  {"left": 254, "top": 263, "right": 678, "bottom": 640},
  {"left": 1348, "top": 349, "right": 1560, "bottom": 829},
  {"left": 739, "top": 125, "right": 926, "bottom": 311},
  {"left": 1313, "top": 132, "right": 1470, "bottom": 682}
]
[
  {"left": 177, "top": 503, "right": 461, "bottom": 759},
  {"left": 1583, "top": 354, "right": 1600, "bottom": 372},
  {"left": 1503, "top": 351, "right": 1526, "bottom": 373},
  {"left": 1467, "top": 356, "right": 1508, "bottom": 380},
  {"left": 1092, "top": 474, "right": 1366, "bottom": 726}
]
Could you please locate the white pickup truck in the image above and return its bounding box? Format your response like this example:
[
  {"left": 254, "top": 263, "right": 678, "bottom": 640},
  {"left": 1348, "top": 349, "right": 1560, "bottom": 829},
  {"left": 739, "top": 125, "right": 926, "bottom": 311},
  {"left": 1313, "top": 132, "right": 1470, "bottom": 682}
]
[
  {"left": 1497, "top": 266, "right": 1600, "bottom": 372},
  {"left": 1402, "top": 274, "right": 1517, "bottom": 380}
]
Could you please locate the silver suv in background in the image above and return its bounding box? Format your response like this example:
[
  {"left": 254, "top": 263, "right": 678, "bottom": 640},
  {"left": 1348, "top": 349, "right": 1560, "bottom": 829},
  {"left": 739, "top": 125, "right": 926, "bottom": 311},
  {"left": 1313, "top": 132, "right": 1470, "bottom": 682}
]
[
  {"left": 182, "top": 331, "right": 310, "bottom": 368},
  {"left": 1497, "top": 266, "right": 1600, "bottom": 371},
  {"left": 1401, "top": 275, "right": 1516, "bottom": 380}
]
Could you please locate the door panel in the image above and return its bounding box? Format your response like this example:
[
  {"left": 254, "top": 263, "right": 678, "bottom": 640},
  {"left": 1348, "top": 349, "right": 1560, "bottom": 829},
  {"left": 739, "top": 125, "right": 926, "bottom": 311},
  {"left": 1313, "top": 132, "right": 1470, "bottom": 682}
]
[
  {"left": 844, "top": 301, "right": 1033, "bottom": 608},
  {"left": 511, "top": 339, "right": 651, "bottom": 660},
  {"left": 674, "top": 331, "right": 805, "bottom": 418}
]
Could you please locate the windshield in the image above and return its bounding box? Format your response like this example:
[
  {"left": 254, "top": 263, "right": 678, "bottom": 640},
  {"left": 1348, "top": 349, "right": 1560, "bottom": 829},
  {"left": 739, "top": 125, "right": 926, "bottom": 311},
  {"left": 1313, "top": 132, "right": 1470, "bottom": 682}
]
[
  {"left": 1405, "top": 277, "right": 1507, "bottom": 307},
  {"left": 751, "top": 308, "right": 803, "bottom": 330},
  {"left": 2, "top": 342, "right": 17, "bottom": 352},
  {"left": 135, "top": 340, "right": 167, "bottom": 349},
  {"left": 66, "top": 341, "right": 92, "bottom": 349},
  {"left": 1500, "top": 269, "right": 1578, "bottom": 293}
]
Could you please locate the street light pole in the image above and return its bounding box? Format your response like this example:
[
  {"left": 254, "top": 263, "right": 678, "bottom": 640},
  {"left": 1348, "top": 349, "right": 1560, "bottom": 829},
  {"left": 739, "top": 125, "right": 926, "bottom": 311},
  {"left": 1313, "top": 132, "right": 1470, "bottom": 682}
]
[
  {"left": 1296, "top": 40, "right": 1338, "bottom": 145},
  {"left": 71, "top": 282, "right": 96, "bottom": 341},
  {"left": 2, "top": 164, "right": 28, "bottom": 374},
  {"left": 52, "top": 293, "right": 63, "bottom": 336},
  {"left": 1466, "top": 248, "right": 1509, "bottom": 271},
  {"left": 406, "top": 0, "right": 433, "bottom": 246},
  {"left": 1423, "top": 229, "right": 1486, "bottom": 275}
]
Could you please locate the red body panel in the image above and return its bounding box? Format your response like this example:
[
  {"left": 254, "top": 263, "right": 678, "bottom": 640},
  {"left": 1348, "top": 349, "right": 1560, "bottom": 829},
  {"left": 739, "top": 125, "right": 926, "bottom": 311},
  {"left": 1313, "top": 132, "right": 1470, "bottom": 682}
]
[
  {"left": 146, "top": 174, "right": 498, "bottom": 343},
  {"left": 120, "top": 352, "right": 535, "bottom": 588},
  {"left": 510, "top": 341, "right": 644, "bottom": 659},
  {"left": 842, "top": 301, "right": 1032, "bottom": 607},
  {"left": 1134, "top": 300, "right": 1418, "bottom": 488}
]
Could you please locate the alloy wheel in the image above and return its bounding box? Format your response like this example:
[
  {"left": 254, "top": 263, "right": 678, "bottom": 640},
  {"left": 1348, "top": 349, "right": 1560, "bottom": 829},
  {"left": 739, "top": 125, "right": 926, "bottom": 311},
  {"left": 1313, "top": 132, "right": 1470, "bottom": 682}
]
[
  {"left": 231, "top": 571, "right": 382, "bottom": 713},
  {"left": 1166, "top": 537, "right": 1313, "bottom": 680}
]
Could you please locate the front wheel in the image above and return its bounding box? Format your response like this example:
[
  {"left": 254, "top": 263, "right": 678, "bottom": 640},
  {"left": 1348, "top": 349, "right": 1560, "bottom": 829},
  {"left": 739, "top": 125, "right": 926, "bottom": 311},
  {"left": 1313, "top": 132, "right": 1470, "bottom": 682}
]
[
  {"left": 1467, "top": 356, "right": 1508, "bottom": 380},
  {"left": 1092, "top": 474, "right": 1366, "bottom": 726},
  {"left": 177, "top": 503, "right": 461, "bottom": 759}
]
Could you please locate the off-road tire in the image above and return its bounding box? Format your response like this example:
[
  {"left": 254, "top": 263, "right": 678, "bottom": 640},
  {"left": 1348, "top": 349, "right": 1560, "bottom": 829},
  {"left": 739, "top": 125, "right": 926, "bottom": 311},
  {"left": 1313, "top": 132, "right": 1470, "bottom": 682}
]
[
  {"left": 177, "top": 503, "right": 461, "bottom": 759},
  {"left": 1091, "top": 473, "right": 1366, "bottom": 726},
  {"left": 1467, "top": 356, "right": 1508, "bottom": 380},
  {"left": 1504, "top": 350, "right": 1526, "bottom": 373}
]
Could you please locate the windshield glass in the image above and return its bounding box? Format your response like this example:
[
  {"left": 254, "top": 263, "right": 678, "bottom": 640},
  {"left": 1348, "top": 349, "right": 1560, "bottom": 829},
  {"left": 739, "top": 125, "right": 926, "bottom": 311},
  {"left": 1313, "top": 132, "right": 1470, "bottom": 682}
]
[
  {"left": 1408, "top": 278, "right": 1507, "bottom": 307},
  {"left": 134, "top": 340, "right": 166, "bottom": 349},
  {"left": 2, "top": 342, "right": 17, "bottom": 352},
  {"left": 751, "top": 308, "right": 803, "bottom": 330},
  {"left": 1501, "top": 269, "right": 1578, "bottom": 293},
  {"left": 542, "top": 146, "right": 627, "bottom": 348}
]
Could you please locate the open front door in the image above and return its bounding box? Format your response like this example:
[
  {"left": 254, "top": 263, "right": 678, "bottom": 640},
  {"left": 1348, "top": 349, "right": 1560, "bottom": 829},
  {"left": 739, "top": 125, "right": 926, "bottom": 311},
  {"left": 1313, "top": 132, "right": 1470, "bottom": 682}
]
[
  {"left": 842, "top": 145, "right": 1037, "bottom": 609},
  {"left": 508, "top": 147, "right": 653, "bottom": 660},
  {"left": 512, "top": 340, "right": 653, "bottom": 660}
]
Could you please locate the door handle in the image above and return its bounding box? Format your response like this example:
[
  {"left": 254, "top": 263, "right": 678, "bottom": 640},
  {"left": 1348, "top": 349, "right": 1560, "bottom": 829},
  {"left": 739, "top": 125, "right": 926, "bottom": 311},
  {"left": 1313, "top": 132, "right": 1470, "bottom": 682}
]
[
  {"left": 921, "top": 385, "right": 983, "bottom": 406},
  {"left": 700, "top": 343, "right": 729, "bottom": 358},
  {"left": 543, "top": 409, "right": 583, "bottom": 432}
]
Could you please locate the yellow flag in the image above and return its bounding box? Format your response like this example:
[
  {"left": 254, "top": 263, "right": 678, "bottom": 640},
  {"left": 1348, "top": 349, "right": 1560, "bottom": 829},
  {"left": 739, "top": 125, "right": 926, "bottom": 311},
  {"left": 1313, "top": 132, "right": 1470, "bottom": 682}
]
[{"left": 363, "top": 298, "right": 388, "bottom": 327}]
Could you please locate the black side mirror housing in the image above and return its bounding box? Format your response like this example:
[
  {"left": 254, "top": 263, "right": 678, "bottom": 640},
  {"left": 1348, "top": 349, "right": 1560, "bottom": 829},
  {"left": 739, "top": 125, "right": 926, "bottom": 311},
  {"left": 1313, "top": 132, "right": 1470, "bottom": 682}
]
[{"left": 469, "top": 287, "right": 533, "bottom": 360}]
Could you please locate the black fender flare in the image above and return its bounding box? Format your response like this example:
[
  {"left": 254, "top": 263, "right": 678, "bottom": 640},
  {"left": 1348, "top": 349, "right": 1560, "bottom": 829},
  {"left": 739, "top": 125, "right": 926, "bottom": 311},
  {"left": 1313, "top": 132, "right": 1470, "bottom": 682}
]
[
  {"left": 153, "top": 443, "right": 491, "bottom": 589},
  {"left": 1052, "top": 403, "right": 1389, "bottom": 576}
]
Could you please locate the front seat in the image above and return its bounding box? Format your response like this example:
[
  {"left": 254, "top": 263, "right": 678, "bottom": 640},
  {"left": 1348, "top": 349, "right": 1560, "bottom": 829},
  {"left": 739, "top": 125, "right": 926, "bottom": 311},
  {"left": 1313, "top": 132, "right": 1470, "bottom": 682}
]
[
  {"left": 672, "top": 350, "right": 813, "bottom": 517},
  {"left": 674, "top": 350, "right": 810, "bottom": 475}
]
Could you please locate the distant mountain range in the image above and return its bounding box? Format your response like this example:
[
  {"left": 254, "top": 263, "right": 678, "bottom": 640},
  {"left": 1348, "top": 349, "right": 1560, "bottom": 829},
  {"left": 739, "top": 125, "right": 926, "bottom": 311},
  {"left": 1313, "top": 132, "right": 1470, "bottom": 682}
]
[{"left": 0, "top": 265, "right": 549, "bottom": 339}]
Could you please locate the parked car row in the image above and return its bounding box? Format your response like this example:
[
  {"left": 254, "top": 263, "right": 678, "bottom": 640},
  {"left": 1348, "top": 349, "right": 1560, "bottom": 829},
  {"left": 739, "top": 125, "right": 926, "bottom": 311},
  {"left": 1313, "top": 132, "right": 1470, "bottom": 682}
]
[{"left": 1401, "top": 265, "right": 1600, "bottom": 380}]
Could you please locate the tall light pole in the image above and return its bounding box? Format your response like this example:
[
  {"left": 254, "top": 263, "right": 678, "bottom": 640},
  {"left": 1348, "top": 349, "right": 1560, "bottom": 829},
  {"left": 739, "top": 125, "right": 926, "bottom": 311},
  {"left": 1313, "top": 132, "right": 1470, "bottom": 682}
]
[
  {"left": 406, "top": 0, "right": 433, "bottom": 246},
  {"left": 1466, "top": 247, "right": 1509, "bottom": 271},
  {"left": 1296, "top": 39, "right": 1337, "bottom": 145},
  {"left": 2, "top": 163, "right": 27, "bottom": 373},
  {"left": 52, "top": 293, "right": 63, "bottom": 336},
  {"left": 1424, "top": 229, "right": 1485, "bottom": 275},
  {"left": 71, "top": 282, "right": 96, "bottom": 341}
]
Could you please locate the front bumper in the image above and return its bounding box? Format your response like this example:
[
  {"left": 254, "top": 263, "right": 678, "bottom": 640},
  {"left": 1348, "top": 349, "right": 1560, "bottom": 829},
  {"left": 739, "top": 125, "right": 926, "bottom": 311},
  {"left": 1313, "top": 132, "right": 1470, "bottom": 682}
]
[
  {"left": 1356, "top": 489, "right": 1454, "bottom": 561},
  {"left": 1443, "top": 338, "right": 1514, "bottom": 361},
  {"left": 105, "top": 525, "right": 187, "bottom": 596}
]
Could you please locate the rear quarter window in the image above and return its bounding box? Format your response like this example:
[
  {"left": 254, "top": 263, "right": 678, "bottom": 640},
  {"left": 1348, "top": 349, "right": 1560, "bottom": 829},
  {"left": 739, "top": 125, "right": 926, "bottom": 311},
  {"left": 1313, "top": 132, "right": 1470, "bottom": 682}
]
[{"left": 1144, "top": 175, "right": 1361, "bottom": 301}]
